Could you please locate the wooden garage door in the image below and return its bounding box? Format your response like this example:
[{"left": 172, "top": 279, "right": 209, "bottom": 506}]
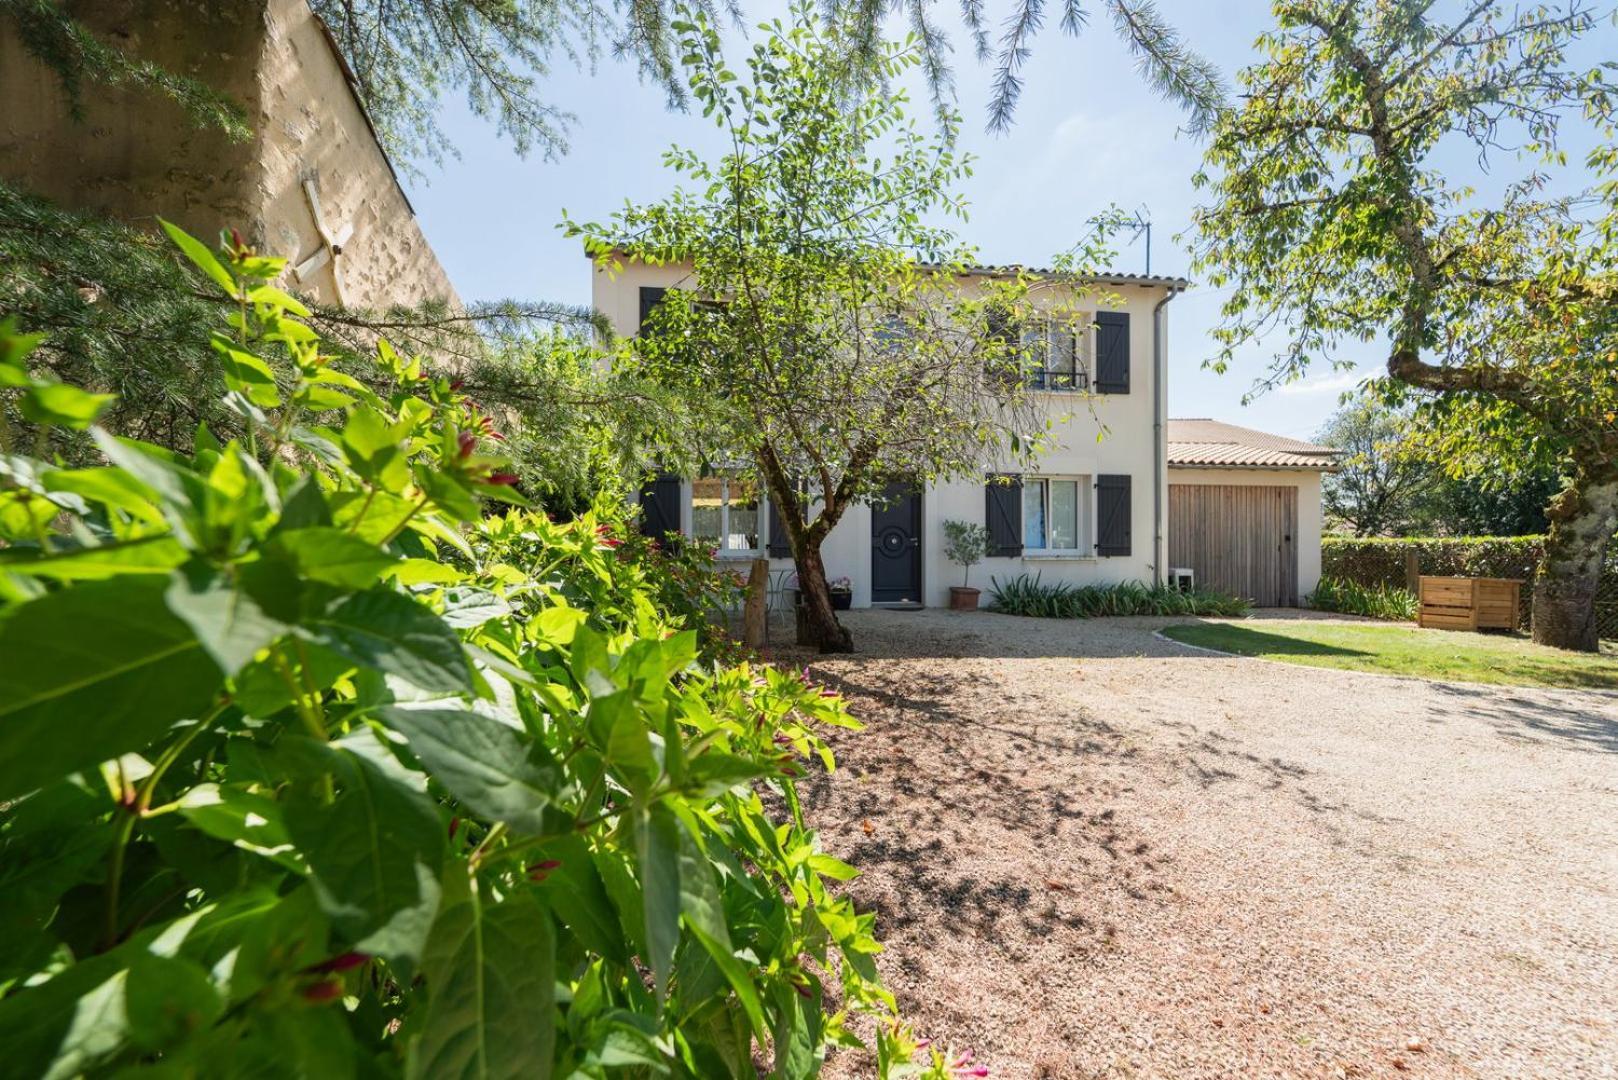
[{"left": 1169, "top": 485, "right": 1298, "bottom": 607}]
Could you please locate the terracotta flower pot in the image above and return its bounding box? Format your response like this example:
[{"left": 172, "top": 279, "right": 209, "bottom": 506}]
[{"left": 948, "top": 586, "right": 980, "bottom": 611}]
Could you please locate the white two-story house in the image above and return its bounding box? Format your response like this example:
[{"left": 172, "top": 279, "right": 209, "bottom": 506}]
[{"left": 592, "top": 259, "right": 1333, "bottom": 609}]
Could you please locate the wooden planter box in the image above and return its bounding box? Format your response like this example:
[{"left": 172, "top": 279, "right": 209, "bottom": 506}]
[{"left": 1417, "top": 576, "right": 1523, "bottom": 632}]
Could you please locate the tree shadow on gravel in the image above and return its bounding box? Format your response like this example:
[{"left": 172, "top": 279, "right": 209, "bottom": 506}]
[
  {"left": 794, "top": 659, "right": 1174, "bottom": 964},
  {"left": 1427, "top": 681, "right": 1618, "bottom": 754}
]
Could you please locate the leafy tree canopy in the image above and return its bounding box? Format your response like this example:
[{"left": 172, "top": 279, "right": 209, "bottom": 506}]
[
  {"left": 1317, "top": 396, "right": 1560, "bottom": 537},
  {"left": 1189, "top": 0, "right": 1618, "bottom": 650},
  {"left": 3, "top": 0, "right": 1224, "bottom": 167},
  {"left": 567, "top": 4, "right": 1120, "bottom": 650},
  {"left": 0, "top": 181, "right": 647, "bottom": 509}
]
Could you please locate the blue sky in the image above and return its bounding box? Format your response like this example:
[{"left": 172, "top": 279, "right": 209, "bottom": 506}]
[{"left": 398, "top": 2, "right": 1582, "bottom": 441}]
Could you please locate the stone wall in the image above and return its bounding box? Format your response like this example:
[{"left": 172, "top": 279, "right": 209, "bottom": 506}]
[{"left": 0, "top": 0, "right": 458, "bottom": 311}]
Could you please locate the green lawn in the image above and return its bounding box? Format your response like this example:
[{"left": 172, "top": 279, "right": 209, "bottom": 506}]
[{"left": 1161, "top": 619, "right": 1618, "bottom": 691}]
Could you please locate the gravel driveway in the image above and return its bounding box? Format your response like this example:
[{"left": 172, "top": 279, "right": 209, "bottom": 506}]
[{"left": 782, "top": 609, "right": 1618, "bottom": 1079}]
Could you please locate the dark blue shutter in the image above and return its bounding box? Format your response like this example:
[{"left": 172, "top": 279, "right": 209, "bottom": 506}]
[
  {"left": 766, "top": 496, "right": 792, "bottom": 558},
  {"left": 1094, "top": 311, "right": 1130, "bottom": 394},
  {"left": 638, "top": 287, "right": 669, "bottom": 334},
  {"left": 985, "top": 306, "right": 1020, "bottom": 393},
  {"left": 1096, "top": 474, "right": 1132, "bottom": 556},
  {"left": 638, "top": 473, "right": 681, "bottom": 539},
  {"left": 985, "top": 474, "right": 1023, "bottom": 556}
]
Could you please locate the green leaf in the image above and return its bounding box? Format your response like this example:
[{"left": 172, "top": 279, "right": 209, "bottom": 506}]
[
  {"left": 684, "top": 752, "right": 768, "bottom": 797},
  {"left": 281, "top": 729, "right": 445, "bottom": 968},
  {"left": 42, "top": 466, "right": 165, "bottom": 525},
  {"left": 92, "top": 432, "right": 208, "bottom": 546},
  {"left": 270, "top": 527, "right": 395, "bottom": 589},
  {"left": 592, "top": 691, "right": 658, "bottom": 788},
  {"left": 439, "top": 586, "right": 511, "bottom": 629},
  {"left": 160, "top": 218, "right": 237, "bottom": 295},
  {"left": 377, "top": 706, "right": 558, "bottom": 834},
  {"left": 689, "top": 925, "right": 768, "bottom": 1044},
  {"left": 175, "top": 783, "right": 298, "bottom": 867},
  {"left": 526, "top": 835, "right": 628, "bottom": 963},
  {"left": 18, "top": 382, "right": 117, "bottom": 430},
  {"left": 0, "top": 576, "right": 219, "bottom": 800},
  {"left": 0, "top": 902, "right": 247, "bottom": 1079},
  {"left": 532, "top": 604, "right": 586, "bottom": 646},
  {"left": 165, "top": 562, "right": 290, "bottom": 675},
  {"left": 301, "top": 586, "right": 471, "bottom": 694},
  {"left": 272, "top": 476, "right": 333, "bottom": 533},
  {"left": 673, "top": 816, "right": 729, "bottom": 948},
  {"left": 0, "top": 535, "right": 187, "bottom": 581},
  {"left": 409, "top": 872, "right": 556, "bottom": 1080},
  {"left": 634, "top": 803, "right": 682, "bottom": 1001}
]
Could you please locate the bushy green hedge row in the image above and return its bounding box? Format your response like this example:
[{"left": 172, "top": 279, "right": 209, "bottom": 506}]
[
  {"left": 1320, "top": 536, "right": 1618, "bottom": 635},
  {"left": 1321, "top": 535, "right": 1545, "bottom": 588}
]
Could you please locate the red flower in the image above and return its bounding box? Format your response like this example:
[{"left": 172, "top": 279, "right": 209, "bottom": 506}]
[
  {"left": 601, "top": 537, "right": 622, "bottom": 549},
  {"left": 301, "top": 979, "right": 344, "bottom": 1002},
  {"left": 484, "top": 472, "right": 520, "bottom": 487},
  {"left": 457, "top": 430, "right": 478, "bottom": 459},
  {"left": 307, "top": 951, "right": 369, "bottom": 974},
  {"left": 528, "top": 859, "right": 563, "bottom": 883}
]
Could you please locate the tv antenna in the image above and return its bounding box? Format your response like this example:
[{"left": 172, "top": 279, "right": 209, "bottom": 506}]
[{"left": 1088, "top": 206, "right": 1152, "bottom": 275}]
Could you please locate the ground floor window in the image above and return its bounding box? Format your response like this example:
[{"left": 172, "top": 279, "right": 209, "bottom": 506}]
[
  {"left": 691, "top": 475, "right": 762, "bottom": 554},
  {"left": 1023, "top": 476, "right": 1089, "bottom": 552}
]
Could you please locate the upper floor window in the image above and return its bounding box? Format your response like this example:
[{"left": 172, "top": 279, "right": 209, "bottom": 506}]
[
  {"left": 1023, "top": 476, "right": 1090, "bottom": 553},
  {"left": 1020, "top": 319, "right": 1088, "bottom": 392},
  {"left": 691, "top": 475, "right": 761, "bottom": 554}
]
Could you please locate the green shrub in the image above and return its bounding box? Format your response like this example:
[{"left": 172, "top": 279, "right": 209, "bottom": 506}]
[
  {"left": 0, "top": 226, "right": 956, "bottom": 1077},
  {"left": 1321, "top": 535, "right": 1545, "bottom": 588},
  {"left": 1321, "top": 535, "right": 1618, "bottom": 638},
  {"left": 988, "top": 574, "right": 1252, "bottom": 619},
  {"left": 1307, "top": 576, "right": 1419, "bottom": 621}
]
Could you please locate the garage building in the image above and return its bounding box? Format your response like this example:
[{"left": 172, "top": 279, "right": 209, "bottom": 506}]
[{"left": 1167, "top": 419, "right": 1340, "bottom": 607}]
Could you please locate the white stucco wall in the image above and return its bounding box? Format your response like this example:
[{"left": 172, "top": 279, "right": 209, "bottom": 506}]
[
  {"left": 593, "top": 259, "right": 1173, "bottom": 608},
  {"left": 1167, "top": 467, "right": 1325, "bottom": 600}
]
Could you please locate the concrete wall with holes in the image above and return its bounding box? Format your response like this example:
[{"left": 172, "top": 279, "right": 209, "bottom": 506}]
[
  {"left": 593, "top": 258, "right": 1174, "bottom": 608},
  {"left": 0, "top": 0, "right": 457, "bottom": 312}
]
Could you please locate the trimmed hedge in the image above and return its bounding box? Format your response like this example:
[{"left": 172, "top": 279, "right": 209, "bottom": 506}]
[
  {"left": 1321, "top": 536, "right": 1618, "bottom": 637},
  {"left": 1322, "top": 535, "right": 1544, "bottom": 588}
]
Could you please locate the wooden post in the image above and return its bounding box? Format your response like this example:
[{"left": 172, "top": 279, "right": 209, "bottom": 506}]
[
  {"left": 1404, "top": 550, "right": 1420, "bottom": 594},
  {"left": 742, "top": 558, "right": 769, "bottom": 649}
]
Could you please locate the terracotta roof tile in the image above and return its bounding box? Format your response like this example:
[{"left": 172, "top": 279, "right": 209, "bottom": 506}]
[{"left": 1167, "top": 419, "right": 1340, "bottom": 470}]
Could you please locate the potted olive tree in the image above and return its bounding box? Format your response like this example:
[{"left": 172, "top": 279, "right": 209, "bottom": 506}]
[{"left": 943, "top": 520, "right": 992, "bottom": 611}]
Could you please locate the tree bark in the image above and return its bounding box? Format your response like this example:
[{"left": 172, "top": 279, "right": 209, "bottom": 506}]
[
  {"left": 1532, "top": 466, "right": 1618, "bottom": 652},
  {"left": 794, "top": 539, "right": 853, "bottom": 652}
]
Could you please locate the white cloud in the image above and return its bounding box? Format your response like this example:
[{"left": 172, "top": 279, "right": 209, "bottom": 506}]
[{"left": 1275, "top": 370, "right": 1365, "bottom": 396}]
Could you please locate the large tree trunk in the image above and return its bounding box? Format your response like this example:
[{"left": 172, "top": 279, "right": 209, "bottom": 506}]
[
  {"left": 794, "top": 539, "right": 853, "bottom": 653},
  {"left": 1532, "top": 467, "right": 1618, "bottom": 652}
]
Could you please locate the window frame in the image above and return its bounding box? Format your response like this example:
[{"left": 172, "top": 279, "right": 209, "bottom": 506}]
[
  {"left": 687, "top": 474, "right": 768, "bottom": 558},
  {"left": 1019, "top": 316, "right": 1092, "bottom": 393},
  {"left": 1020, "top": 474, "right": 1094, "bottom": 556}
]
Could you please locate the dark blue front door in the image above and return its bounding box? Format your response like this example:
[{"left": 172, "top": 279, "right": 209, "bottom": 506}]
[{"left": 870, "top": 481, "right": 922, "bottom": 603}]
